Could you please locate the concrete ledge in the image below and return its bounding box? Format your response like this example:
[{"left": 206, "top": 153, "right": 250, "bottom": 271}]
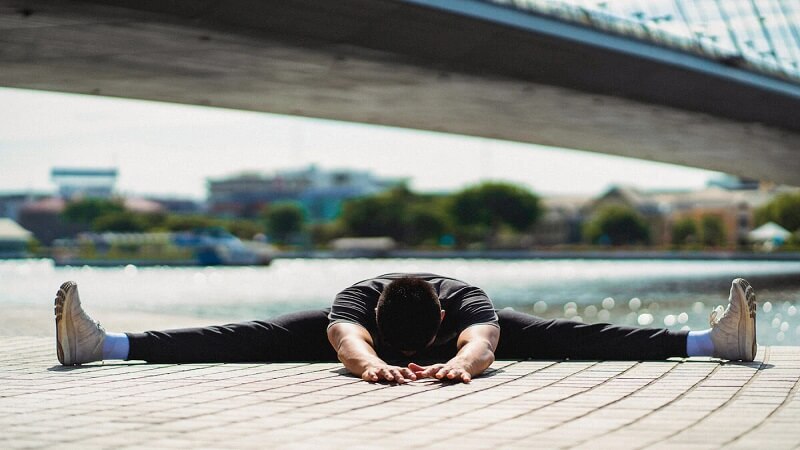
[{"left": 2, "top": 337, "right": 800, "bottom": 448}]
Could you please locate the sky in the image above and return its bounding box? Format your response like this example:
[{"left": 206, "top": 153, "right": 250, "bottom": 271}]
[{"left": 0, "top": 87, "right": 722, "bottom": 201}]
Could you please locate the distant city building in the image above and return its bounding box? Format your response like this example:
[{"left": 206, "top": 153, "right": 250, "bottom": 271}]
[
  {"left": 51, "top": 167, "right": 118, "bottom": 199},
  {"left": 587, "top": 184, "right": 795, "bottom": 247},
  {"left": 207, "top": 165, "right": 406, "bottom": 222},
  {"left": 17, "top": 198, "right": 85, "bottom": 245},
  {"left": 0, "top": 192, "right": 50, "bottom": 221},
  {"left": 530, "top": 195, "right": 588, "bottom": 246}
]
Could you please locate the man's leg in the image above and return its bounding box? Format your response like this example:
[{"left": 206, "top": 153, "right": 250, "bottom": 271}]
[
  {"left": 495, "top": 309, "right": 688, "bottom": 360},
  {"left": 495, "top": 278, "right": 757, "bottom": 361},
  {"left": 126, "top": 309, "right": 337, "bottom": 363},
  {"left": 55, "top": 281, "right": 336, "bottom": 365}
]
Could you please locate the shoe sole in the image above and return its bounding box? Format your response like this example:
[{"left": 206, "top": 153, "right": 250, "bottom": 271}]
[
  {"left": 54, "top": 281, "right": 77, "bottom": 366},
  {"left": 733, "top": 278, "right": 757, "bottom": 361}
]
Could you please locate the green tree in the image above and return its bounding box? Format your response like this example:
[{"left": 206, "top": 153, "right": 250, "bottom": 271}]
[
  {"left": 62, "top": 199, "right": 125, "bottom": 224},
  {"left": 405, "top": 204, "right": 450, "bottom": 247},
  {"left": 671, "top": 217, "right": 698, "bottom": 247},
  {"left": 337, "top": 186, "right": 453, "bottom": 246},
  {"left": 700, "top": 214, "right": 727, "bottom": 247},
  {"left": 26, "top": 237, "right": 42, "bottom": 256},
  {"left": 264, "top": 202, "right": 306, "bottom": 244},
  {"left": 584, "top": 205, "right": 650, "bottom": 246},
  {"left": 449, "top": 182, "right": 542, "bottom": 246},
  {"left": 339, "top": 193, "right": 405, "bottom": 239},
  {"left": 92, "top": 211, "right": 149, "bottom": 232},
  {"left": 755, "top": 192, "right": 800, "bottom": 232},
  {"left": 787, "top": 232, "right": 800, "bottom": 250},
  {"left": 310, "top": 222, "right": 345, "bottom": 247}
]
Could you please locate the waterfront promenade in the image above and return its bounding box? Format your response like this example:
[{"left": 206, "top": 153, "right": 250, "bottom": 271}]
[{"left": 3, "top": 332, "right": 800, "bottom": 448}]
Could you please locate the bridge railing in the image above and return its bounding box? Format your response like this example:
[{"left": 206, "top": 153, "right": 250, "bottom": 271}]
[{"left": 485, "top": 0, "right": 800, "bottom": 83}]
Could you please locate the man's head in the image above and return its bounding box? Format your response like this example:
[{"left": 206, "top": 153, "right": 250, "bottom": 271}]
[{"left": 376, "top": 277, "right": 444, "bottom": 353}]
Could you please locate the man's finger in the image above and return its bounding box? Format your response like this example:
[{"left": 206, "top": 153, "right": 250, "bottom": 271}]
[
  {"left": 434, "top": 367, "right": 449, "bottom": 379},
  {"left": 390, "top": 368, "right": 406, "bottom": 383},
  {"left": 380, "top": 368, "right": 395, "bottom": 381},
  {"left": 461, "top": 372, "right": 472, "bottom": 383},
  {"left": 400, "top": 368, "right": 417, "bottom": 381},
  {"left": 363, "top": 369, "right": 378, "bottom": 382},
  {"left": 419, "top": 364, "right": 443, "bottom": 377},
  {"left": 408, "top": 362, "right": 426, "bottom": 373}
]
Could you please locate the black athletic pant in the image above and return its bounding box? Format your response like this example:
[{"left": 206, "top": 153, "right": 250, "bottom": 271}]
[{"left": 127, "top": 309, "right": 688, "bottom": 363}]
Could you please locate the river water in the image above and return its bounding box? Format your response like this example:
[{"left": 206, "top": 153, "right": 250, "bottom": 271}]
[{"left": 3, "top": 258, "right": 800, "bottom": 345}]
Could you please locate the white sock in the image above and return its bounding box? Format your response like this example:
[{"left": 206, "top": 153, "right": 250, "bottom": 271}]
[
  {"left": 686, "top": 329, "right": 714, "bottom": 356},
  {"left": 102, "top": 332, "right": 130, "bottom": 360}
]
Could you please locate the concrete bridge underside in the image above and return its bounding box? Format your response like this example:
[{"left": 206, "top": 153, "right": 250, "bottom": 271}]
[{"left": 2, "top": 0, "right": 799, "bottom": 185}]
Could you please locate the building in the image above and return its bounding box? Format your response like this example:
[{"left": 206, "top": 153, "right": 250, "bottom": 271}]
[
  {"left": 17, "top": 198, "right": 86, "bottom": 246},
  {"left": 51, "top": 167, "right": 118, "bottom": 199},
  {"left": 529, "top": 195, "right": 589, "bottom": 246},
  {"left": 207, "top": 165, "right": 405, "bottom": 222},
  {"left": 0, "top": 192, "right": 50, "bottom": 221},
  {"left": 587, "top": 183, "right": 793, "bottom": 247}
]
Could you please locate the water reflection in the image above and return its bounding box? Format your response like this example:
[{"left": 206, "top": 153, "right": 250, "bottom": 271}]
[
  {"left": 2, "top": 258, "right": 800, "bottom": 345},
  {"left": 514, "top": 284, "right": 800, "bottom": 346}
]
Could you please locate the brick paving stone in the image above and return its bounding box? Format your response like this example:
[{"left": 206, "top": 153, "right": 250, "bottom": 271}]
[{"left": 4, "top": 338, "right": 800, "bottom": 448}]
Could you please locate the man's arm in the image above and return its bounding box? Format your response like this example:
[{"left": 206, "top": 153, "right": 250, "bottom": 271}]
[
  {"left": 327, "top": 322, "right": 417, "bottom": 383},
  {"left": 410, "top": 324, "right": 499, "bottom": 383}
]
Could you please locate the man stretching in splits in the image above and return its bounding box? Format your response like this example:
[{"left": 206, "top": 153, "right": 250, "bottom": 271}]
[{"left": 55, "top": 274, "right": 757, "bottom": 383}]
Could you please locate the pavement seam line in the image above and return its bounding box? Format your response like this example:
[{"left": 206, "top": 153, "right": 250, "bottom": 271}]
[
  {"left": 492, "top": 360, "right": 674, "bottom": 446},
  {"left": 720, "top": 346, "right": 800, "bottom": 446},
  {"left": 15, "top": 362, "right": 344, "bottom": 445},
  {"left": 260, "top": 360, "right": 563, "bottom": 444},
  {"left": 349, "top": 361, "right": 608, "bottom": 447},
  {"left": 569, "top": 358, "right": 722, "bottom": 449},
  {"left": 134, "top": 361, "right": 537, "bottom": 445},
  {"left": 659, "top": 347, "right": 769, "bottom": 447},
  {"left": 39, "top": 366, "right": 353, "bottom": 447}
]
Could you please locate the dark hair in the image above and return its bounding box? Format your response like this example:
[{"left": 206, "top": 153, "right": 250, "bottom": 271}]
[{"left": 376, "top": 277, "right": 442, "bottom": 352}]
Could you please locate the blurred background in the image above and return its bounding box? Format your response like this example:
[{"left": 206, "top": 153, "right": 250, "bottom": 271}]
[{"left": 2, "top": 0, "right": 799, "bottom": 344}]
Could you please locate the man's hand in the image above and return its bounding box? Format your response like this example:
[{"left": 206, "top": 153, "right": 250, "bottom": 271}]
[
  {"left": 408, "top": 362, "right": 472, "bottom": 383},
  {"left": 407, "top": 325, "right": 499, "bottom": 384},
  {"left": 362, "top": 364, "right": 417, "bottom": 383}
]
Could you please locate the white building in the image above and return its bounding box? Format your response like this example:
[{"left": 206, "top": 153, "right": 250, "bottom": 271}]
[{"left": 51, "top": 167, "right": 118, "bottom": 199}]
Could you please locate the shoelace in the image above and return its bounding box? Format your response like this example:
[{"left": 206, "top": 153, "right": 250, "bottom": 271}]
[
  {"left": 709, "top": 305, "right": 727, "bottom": 327},
  {"left": 78, "top": 308, "right": 105, "bottom": 335}
]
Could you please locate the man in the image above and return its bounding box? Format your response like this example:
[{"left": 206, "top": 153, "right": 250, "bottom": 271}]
[{"left": 55, "top": 273, "right": 757, "bottom": 383}]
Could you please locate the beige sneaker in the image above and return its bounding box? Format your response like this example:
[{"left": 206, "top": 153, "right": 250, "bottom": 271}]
[
  {"left": 709, "top": 278, "right": 757, "bottom": 361},
  {"left": 54, "top": 281, "right": 105, "bottom": 365}
]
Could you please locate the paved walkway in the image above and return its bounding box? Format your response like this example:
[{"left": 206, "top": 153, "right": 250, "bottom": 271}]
[{"left": 2, "top": 338, "right": 800, "bottom": 449}]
